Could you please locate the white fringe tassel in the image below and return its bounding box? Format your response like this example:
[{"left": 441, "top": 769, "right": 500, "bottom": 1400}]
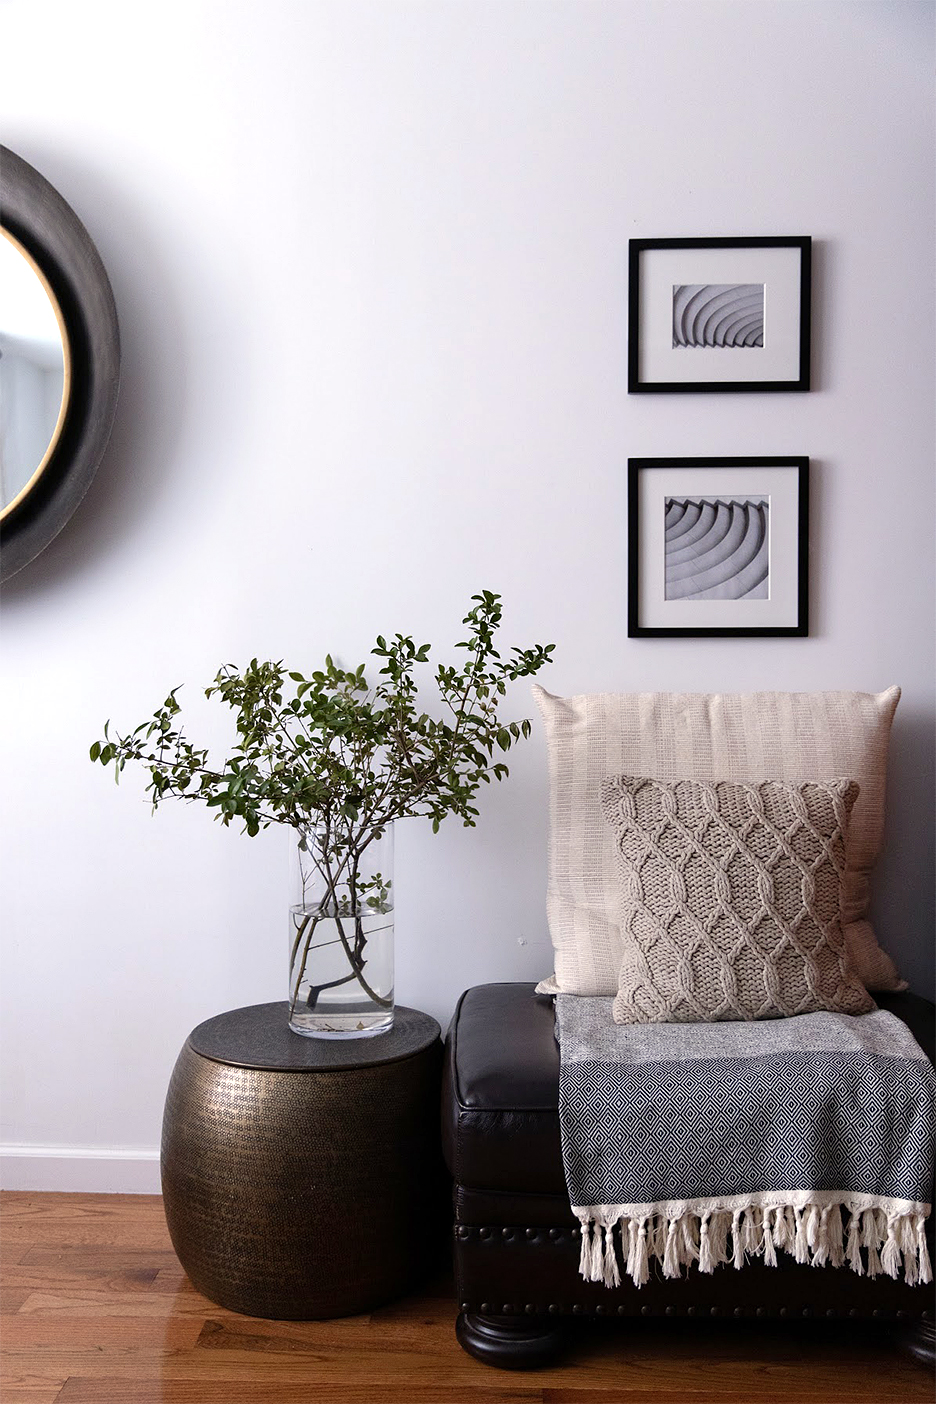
[{"left": 574, "top": 1202, "right": 933, "bottom": 1290}]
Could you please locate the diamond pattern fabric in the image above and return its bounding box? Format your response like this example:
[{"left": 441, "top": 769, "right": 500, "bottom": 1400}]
[
  {"left": 555, "top": 995, "right": 934, "bottom": 1290},
  {"left": 600, "top": 775, "right": 875, "bottom": 1024}
]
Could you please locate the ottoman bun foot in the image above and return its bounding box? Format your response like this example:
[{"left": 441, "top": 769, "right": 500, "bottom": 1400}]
[
  {"left": 456, "top": 1311, "right": 566, "bottom": 1369},
  {"left": 896, "top": 1316, "right": 936, "bottom": 1369}
]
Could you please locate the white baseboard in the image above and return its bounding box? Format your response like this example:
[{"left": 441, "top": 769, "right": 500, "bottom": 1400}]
[{"left": 0, "top": 1144, "right": 161, "bottom": 1194}]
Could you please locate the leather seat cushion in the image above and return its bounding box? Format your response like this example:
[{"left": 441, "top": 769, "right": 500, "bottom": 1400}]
[{"left": 442, "top": 981, "right": 936, "bottom": 1201}]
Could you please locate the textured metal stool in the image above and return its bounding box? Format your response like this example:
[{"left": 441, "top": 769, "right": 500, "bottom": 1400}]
[{"left": 161, "top": 1001, "right": 444, "bottom": 1319}]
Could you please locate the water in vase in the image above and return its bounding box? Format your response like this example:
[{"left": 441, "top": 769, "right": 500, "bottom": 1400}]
[{"left": 288, "top": 904, "right": 394, "bottom": 1038}]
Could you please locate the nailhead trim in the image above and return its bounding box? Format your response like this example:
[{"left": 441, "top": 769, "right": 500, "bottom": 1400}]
[
  {"left": 457, "top": 1299, "right": 910, "bottom": 1321},
  {"left": 454, "top": 1224, "right": 926, "bottom": 1325}
]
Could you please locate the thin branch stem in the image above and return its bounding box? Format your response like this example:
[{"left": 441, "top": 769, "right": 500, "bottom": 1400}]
[{"left": 288, "top": 912, "right": 321, "bottom": 1019}]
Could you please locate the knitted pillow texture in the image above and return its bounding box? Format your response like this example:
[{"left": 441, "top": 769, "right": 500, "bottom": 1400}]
[
  {"left": 600, "top": 775, "right": 876, "bottom": 1024},
  {"left": 533, "top": 685, "right": 905, "bottom": 996}
]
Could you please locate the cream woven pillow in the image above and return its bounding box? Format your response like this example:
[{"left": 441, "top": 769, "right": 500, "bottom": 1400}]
[
  {"left": 601, "top": 775, "right": 875, "bottom": 1024},
  {"left": 533, "top": 685, "right": 905, "bottom": 996}
]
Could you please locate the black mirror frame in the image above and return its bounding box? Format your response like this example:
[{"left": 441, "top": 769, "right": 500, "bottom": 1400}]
[{"left": 0, "top": 147, "right": 120, "bottom": 582}]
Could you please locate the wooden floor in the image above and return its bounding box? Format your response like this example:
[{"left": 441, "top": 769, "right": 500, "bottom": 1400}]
[{"left": 0, "top": 1193, "right": 932, "bottom": 1404}]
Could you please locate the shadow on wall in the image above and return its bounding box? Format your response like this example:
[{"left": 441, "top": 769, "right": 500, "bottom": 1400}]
[
  {"left": 811, "top": 238, "right": 830, "bottom": 399},
  {"left": 872, "top": 703, "right": 936, "bottom": 996},
  {"left": 1, "top": 149, "right": 191, "bottom": 600}
]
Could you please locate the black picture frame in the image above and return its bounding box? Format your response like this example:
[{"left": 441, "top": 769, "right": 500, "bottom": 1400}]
[
  {"left": 627, "top": 456, "right": 809, "bottom": 638},
  {"left": 628, "top": 237, "right": 811, "bottom": 393}
]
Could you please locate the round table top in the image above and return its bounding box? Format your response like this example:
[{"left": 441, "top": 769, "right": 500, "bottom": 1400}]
[{"left": 187, "top": 1001, "right": 441, "bottom": 1072}]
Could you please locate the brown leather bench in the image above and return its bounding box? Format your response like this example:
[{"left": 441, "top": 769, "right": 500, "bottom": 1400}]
[{"left": 443, "top": 982, "right": 935, "bottom": 1369}]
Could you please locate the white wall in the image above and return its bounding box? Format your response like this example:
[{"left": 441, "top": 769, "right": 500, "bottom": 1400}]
[{"left": 1, "top": 0, "right": 933, "bottom": 1191}]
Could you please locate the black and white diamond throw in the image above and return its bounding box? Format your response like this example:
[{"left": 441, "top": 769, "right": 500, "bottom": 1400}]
[{"left": 555, "top": 997, "right": 935, "bottom": 1289}]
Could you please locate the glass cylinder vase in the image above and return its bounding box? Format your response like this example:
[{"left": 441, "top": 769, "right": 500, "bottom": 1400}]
[{"left": 288, "top": 822, "right": 394, "bottom": 1038}]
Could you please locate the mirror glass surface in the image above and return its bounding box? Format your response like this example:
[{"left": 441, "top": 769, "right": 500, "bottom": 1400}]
[{"left": 0, "top": 228, "right": 69, "bottom": 517}]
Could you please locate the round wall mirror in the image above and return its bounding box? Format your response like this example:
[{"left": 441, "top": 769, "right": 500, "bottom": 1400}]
[{"left": 0, "top": 148, "right": 119, "bottom": 582}]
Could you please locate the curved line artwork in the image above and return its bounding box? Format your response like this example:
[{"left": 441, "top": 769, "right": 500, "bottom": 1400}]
[
  {"left": 664, "top": 498, "right": 769, "bottom": 601},
  {"left": 672, "top": 284, "right": 765, "bottom": 349}
]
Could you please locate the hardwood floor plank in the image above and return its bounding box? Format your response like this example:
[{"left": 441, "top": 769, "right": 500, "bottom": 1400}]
[
  {"left": 192, "top": 1308, "right": 460, "bottom": 1351},
  {"left": 6, "top": 1265, "right": 160, "bottom": 1295},
  {"left": 545, "top": 1394, "right": 933, "bottom": 1404},
  {"left": 14, "top": 1289, "right": 213, "bottom": 1319},
  {"left": 195, "top": 1314, "right": 390, "bottom": 1351},
  {"left": 14, "top": 1285, "right": 459, "bottom": 1335},
  {"left": 55, "top": 1382, "right": 544, "bottom": 1403},
  {"left": 0, "top": 1373, "right": 68, "bottom": 1398},
  {"left": 0, "top": 1286, "right": 32, "bottom": 1313},
  {"left": 0, "top": 1389, "right": 65, "bottom": 1404},
  {"left": 1, "top": 1192, "right": 164, "bottom": 1221},
  {"left": 1, "top": 1226, "right": 173, "bottom": 1251},
  {"left": 1, "top": 1226, "right": 174, "bottom": 1251},
  {"left": 2, "top": 1314, "right": 204, "bottom": 1352},
  {"left": 17, "top": 1247, "right": 178, "bottom": 1273}
]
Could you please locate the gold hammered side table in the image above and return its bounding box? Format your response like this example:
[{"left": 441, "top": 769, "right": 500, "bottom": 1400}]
[{"left": 161, "top": 1001, "right": 445, "bottom": 1319}]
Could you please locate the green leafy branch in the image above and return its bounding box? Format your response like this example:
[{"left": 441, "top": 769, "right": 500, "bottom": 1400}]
[{"left": 91, "top": 592, "right": 553, "bottom": 852}]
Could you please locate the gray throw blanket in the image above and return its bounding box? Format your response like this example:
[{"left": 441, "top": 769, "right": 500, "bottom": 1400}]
[{"left": 556, "top": 996, "right": 934, "bottom": 1289}]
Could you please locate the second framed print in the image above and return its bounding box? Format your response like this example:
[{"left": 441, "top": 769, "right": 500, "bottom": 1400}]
[
  {"left": 628, "top": 237, "right": 811, "bottom": 393},
  {"left": 628, "top": 457, "right": 809, "bottom": 638}
]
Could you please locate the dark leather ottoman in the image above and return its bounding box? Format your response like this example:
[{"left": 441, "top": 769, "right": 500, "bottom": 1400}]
[{"left": 443, "top": 982, "right": 936, "bottom": 1368}]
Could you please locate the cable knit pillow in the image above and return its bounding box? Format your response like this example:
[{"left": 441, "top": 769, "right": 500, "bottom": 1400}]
[
  {"left": 600, "top": 775, "right": 876, "bottom": 1024},
  {"left": 533, "top": 685, "right": 905, "bottom": 995}
]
